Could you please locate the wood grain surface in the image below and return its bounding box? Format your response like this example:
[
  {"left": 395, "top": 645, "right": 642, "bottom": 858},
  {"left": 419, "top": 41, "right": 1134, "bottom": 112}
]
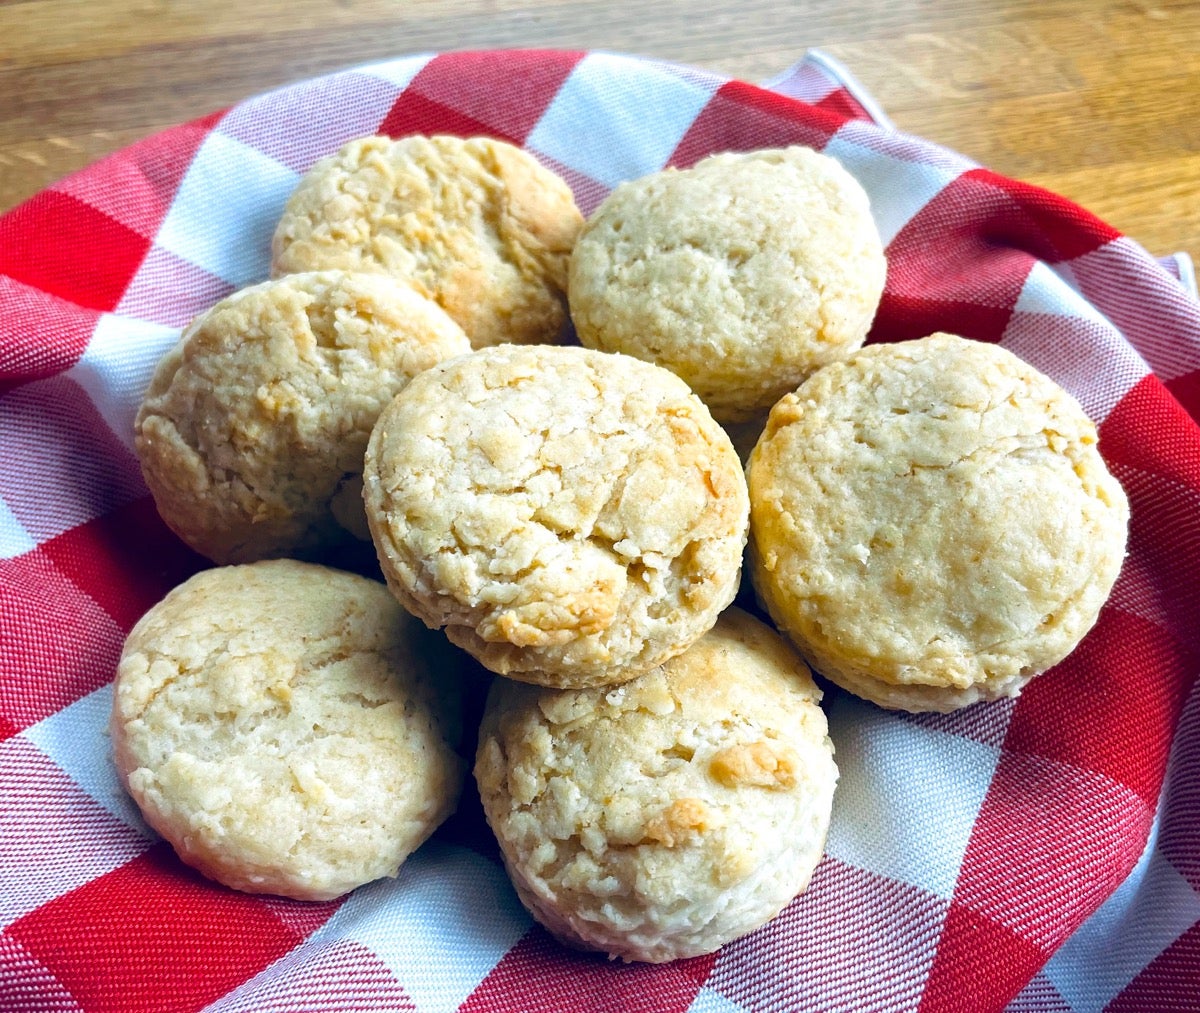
[{"left": 2, "top": 0, "right": 1197, "bottom": 264}]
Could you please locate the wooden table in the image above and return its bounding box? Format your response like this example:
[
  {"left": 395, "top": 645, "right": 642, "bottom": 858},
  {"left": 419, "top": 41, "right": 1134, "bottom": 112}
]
[{"left": 3, "top": 0, "right": 1198, "bottom": 265}]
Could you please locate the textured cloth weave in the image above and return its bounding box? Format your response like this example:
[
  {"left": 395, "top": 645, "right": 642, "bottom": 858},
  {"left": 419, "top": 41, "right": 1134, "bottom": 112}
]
[{"left": 1, "top": 49, "right": 1198, "bottom": 1013}]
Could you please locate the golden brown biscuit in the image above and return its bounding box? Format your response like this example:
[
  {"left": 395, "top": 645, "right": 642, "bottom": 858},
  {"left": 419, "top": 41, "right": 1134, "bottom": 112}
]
[
  {"left": 569, "top": 146, "right": 886, "bottom": 422},
  {"left": 475, "top": 607, "right": 837, "bottom": 963},
  {"left": 110, "top": 559, "right": 466, "bottom": 901},
  {"left": 363, "top": 344, "right": 750, "bottom": 688},
  {"left": 748, "top": 333, "right": 1130, "bottom": 712},
  {"left": 271, "top": 134, "right": 583, "bottom": 348},
  {"left": 135, "top": 270, "right": 471, "bottom": 564}
]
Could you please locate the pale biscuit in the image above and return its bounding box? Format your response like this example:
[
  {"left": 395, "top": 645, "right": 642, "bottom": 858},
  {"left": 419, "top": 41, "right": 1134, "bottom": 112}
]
[
  {"left": 748, "top": 333, "right": 1130, "bottom": 712},
  {"left": 110, "top": 559, "right": 466, "bottom": 901},
  {"left": 135, "top": 270, "right": 471, "bottom": 564},
  {"left": 271, "top": 134, "right": 583, "bottom": 349},
  {"left": 363, "top": 344, "right": 750, "bottom": 689},
  {"left": 475, "top": 607, "right": 837, "bottom": 963},
  {"left": 569, "top": 146, "right": 886, "bottom": 423}
]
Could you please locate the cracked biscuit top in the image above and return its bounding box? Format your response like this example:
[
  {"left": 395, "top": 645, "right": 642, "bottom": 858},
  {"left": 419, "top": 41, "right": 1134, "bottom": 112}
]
[
  {"left": 568, "top": 145, "right": 886, "bottom": 423},
  {"left": 748, "top": 333, "right": 1130, "bottom": 712},
  {"left": 362, "top": 343, "right": 750, "bottom": 689},
  {"left": 110, "top": 559, "right": 466, "bottom": 901},
  {"left": 271, "top": 134, "right": 583, "bottom": 349},
  {"left": 135, "top": 270, "right": 471, "bottom": 564},
  {"left": 474, "top": 607, "right": 837, "bottom": 963}
]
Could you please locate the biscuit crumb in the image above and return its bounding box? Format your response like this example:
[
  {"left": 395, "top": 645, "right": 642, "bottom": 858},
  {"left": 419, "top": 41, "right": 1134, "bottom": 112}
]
[
  {"left": 645, "top": 798, "right": 713, "bottom": 846},
  {"left": 710, "top": 740, "right": 798, "bottom": 789}
]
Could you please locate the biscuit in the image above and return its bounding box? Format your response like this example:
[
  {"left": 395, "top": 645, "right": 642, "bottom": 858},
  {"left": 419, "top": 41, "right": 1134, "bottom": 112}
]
[
  {"left": 110, "top": 559, "right": 466, "bottom": 901},
  {"left": 135, "top": 270, "right": 471, "bottom": 564},
  {"left": 747, "top": 333, "right": 1130, "bottom": 712},
  {"left": 363, "top": 343, "right": 750, "bottom": 689},
  {"left": 568, "top": 146, "right": 886, "bottom": 423},
  {"left": 475, "top": 607, "right": 837, "bottom": 963},
  {"left": 271, "top": 134, "right": 583, "bottom": 349}
]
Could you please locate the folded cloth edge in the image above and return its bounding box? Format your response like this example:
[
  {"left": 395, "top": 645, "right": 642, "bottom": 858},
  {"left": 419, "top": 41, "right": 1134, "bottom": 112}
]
[{"left": 769, "top": 49, "right": 1197, "bottom": 297}]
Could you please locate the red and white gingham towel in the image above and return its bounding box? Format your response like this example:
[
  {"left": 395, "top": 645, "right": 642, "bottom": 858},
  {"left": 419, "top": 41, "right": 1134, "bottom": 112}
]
[{"left": 1, "top": 49, "right": 1198, "bottom": 1013}]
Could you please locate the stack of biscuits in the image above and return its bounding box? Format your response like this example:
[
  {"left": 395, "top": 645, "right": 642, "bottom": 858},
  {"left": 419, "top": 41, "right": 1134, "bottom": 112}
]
[{"left": 112, "top": 132, "right": 1128, "bottom": 963}]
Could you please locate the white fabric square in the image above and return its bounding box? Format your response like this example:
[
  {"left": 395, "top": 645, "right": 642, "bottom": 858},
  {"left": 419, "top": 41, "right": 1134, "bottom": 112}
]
[
  {"left": 0, "top": 378, "right": 146, "bottom": 544},
  {"left": 25, "top": 685, "right": 152, "bottom": 837},
  {"left": 824, "top": 132, "right": 963, "bottom": 246},
  {"left": 1004, "top": 262, "right": 1150, "bottom": 425},
  {"left": 315, "top": 841, "right": 529, "bottom": 1012},
  {"left": 687, "top": 986, "right": 750, "bottom": 1013},
  {"left": 1014, "top": 259, "right": 1112, "bottom": 321},
  {"left": 155, "top": 132, "right": 300, "bottom": 287},
  {"left": 66, "top": 314, "right": 180, "bottom": 453},
  {"left": 218, "top": 69, "right": 414, "bottom": 174},
  {"left": 355, "top": 53, "right": 434, "bottom": 89},
  {"left": 0, "top": 496, "right": 36, "bottom": 559},
  {"left": 526, "top": 53, "right": 716, "bottom": 188},
  {"left": 1042, "top": 814, "right": 1200, "bottom": 1013},
  {"left": 823, "top": 693, "right": 1001, "bottom": 899}
]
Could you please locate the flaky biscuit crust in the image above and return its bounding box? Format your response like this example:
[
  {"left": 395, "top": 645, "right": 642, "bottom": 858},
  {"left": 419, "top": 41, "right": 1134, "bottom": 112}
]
[
  {"left": 569, "top": 146, "right": 886, "bottom": 422},
  {"left": 363, "top": 344, "right": 750, "bottom": 688},
  {"left": 271, "top": 135, "right": 583, "bottom": 348},
  {"left": 475, "top": 607, "right": 837, "bottom": 962},
  {"left": 748, "top": 333, "right": 1130, "bottom": 712},
  {"left": 134, "top": 270, "right": 470, "bottom": 564},
  {"left": 110, "top": 560, "right": 466, "bottom": 901}
]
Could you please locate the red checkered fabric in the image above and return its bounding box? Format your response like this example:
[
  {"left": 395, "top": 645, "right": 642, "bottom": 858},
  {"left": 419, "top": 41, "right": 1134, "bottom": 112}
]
[{"left": 2, "top": 48, "right": 1198, "bottom": 1013}]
